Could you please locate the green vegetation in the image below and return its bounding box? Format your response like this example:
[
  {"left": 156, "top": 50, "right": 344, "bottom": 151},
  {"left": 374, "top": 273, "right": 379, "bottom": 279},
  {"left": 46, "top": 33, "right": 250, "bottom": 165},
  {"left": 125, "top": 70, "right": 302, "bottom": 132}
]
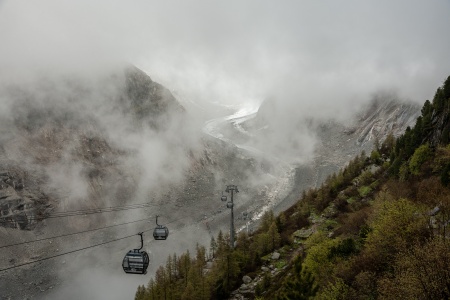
[
  {"left": 276, "top": 256, "right": 318, "bottom": 300},
  {"left": 357, "top": 185, "right": 371, "bottom": 197},
  {"left": 409, "top": 144, "right": 431, "bottom": 175},
  {"left": 135, "top": 75, "right": 450, "bottom": 299}
]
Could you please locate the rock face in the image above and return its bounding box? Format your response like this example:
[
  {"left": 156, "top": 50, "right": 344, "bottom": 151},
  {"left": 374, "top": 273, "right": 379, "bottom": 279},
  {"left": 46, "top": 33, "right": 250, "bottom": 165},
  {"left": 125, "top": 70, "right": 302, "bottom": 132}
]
[
  {"left": 352, "top": 98, "right": 420, "bottom": 146},
  {"left": 0, "top": 170, "right": 50, "bottom": 230},
  {"left": 0, "top": 65, "right": 185, "bottom": 231},
  {"left": 123, "top": 65, "right": 185, "bottom": 128},
  {"left": 287, "top": 99, "right": 419, "bottom": 213},
  {"left": 253, "top": 96, "right": 419, "bottom": 151},
  {"left": 315, "top": 98, "right": 420, "bottom": 173}
]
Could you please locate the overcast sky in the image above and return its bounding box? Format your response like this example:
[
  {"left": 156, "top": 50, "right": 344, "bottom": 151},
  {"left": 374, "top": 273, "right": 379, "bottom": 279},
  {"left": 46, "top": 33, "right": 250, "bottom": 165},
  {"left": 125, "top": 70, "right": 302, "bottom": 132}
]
[
  {"left": 1, "top": 2, "right": 449, "bottom": 298},
  {"left": 1, "top": 0, "right": 450, "bottom": 117}
]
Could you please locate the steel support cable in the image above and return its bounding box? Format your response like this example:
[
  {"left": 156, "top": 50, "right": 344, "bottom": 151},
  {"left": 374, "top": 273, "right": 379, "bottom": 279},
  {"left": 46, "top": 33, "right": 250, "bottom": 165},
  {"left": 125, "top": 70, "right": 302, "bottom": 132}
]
[
  {"left": 0, "top": 214, "right": 193, "bottom": 249},
  {"left": 0, "top": 212, "right": 215, "bottom": 272},
  {"left": 0, "top": 217, "right": 150, "bottom": 249},
  {"left": 0, "top": 229, "right": 152, "bottom": 273},
  {"left": 2, "top": 210, "right": 152, "bottom": 224},
  {"left": 44, "top": 202, "right": 161, "bottom": 217},
  {"left": 0, "top": 201, "right": 163, "bottom": 221}
]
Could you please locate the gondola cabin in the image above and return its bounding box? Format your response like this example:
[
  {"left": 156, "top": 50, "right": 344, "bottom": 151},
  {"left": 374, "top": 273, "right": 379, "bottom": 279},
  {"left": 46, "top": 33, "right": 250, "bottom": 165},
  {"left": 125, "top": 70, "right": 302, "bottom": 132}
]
[
  {"left": 122, "top": 249, "right": 149, "bottom": 274},
  {"left": 153, "top": 215, "right": 169, "bottom": 240},
  {"left": 153, "top": 225, "right": 169, "bottom": 240},
  {"left": 122, "top": 232, "right": 149, "bottom": 275}
]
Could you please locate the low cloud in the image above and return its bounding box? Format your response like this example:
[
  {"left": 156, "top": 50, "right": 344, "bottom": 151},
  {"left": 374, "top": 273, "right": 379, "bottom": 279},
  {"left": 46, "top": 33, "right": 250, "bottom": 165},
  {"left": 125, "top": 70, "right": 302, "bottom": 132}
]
[
  {"left": 1, "top": 1, "right": 449, "bottom": 298},
  {"left": 2, "top": 0, "right": 449, "bottom": 113}
]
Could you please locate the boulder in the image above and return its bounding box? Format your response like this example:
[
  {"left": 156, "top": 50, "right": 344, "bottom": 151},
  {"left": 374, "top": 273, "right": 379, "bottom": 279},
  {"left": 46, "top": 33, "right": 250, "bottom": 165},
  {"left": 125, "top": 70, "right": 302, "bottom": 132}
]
[
  {"left": 0, "top": 171, "right": 10, "bottom": 177},
  {"left": 293, "top": 228, "right": 313, "bottom": 239},
  {"left": 242, "top": 275, "right": 252, "bottom": 284},
  {"left": 429, "top": 206, "right": 440, "bottom": 216},
  {"left": 271, "top": 252, "right": 280, "bottom": 260}
]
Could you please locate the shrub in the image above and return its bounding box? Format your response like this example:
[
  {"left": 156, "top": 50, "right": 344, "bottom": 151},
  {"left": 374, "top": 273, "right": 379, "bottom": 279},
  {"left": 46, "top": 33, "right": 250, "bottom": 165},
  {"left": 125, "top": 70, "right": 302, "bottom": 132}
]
[
  {"left": 328, "top": 238, "right": 358, "bottom": 260},
  {"left": 334, "top": 207, "right": 370, "bottom": 237},
  {"left": 358, "top": 186, "right": 372, "bottom": 197},
  {"left": 370, "top": 150, "right": 381, "bottom": 163},
  {"left": 409, "top": 144, "right": 431, "bottom": 175}
]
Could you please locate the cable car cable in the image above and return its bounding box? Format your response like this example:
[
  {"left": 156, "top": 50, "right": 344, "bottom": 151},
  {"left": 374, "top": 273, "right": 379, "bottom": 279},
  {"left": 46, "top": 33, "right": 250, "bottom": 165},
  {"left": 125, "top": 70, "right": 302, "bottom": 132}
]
[
  {"left": 0, "top": 201, "right": 163, "bottom": 221},
  {"left": 0, "top": 212, "right": 217, "bottom": 271},
  {"left": 0, "top": 214, "right": 192, "bottom": 249},
  {"left": 0, "top": 217, "right": 150, "bottom": 249},
  {"left": 44, "top": 202, "right": 162, "bottom": 218},
  {"left": 0, "top": 229, "right": 152, "bottom": 273}
]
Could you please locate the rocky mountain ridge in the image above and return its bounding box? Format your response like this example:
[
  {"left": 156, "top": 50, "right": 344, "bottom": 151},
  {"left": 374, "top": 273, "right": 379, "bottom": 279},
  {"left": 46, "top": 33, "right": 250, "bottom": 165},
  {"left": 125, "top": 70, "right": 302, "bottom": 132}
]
[
  {"left": 0, "top": 65, "right": 185, "bottom": 231},
  {"left": 351, "top": 97, "right": 421, "bottom": 146}
]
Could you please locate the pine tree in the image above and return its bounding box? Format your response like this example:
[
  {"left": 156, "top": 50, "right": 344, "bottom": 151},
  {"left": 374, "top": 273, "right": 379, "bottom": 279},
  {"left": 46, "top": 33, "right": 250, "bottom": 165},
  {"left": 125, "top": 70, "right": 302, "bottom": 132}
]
[
  {"left": 165, "top": 255, "right": 174, "bottom": 300},
  {"left": 181, "top": 282, "right": 195, "bottom": 300},
  {"left": 155, "top": 265, "right": 168, "bottom": 300},
  {"left": 268, "top": 221, "right": 281, "bottom": 252},
  {"left": 380, "top": 132, "right": 395, "bottom": 156},
  {"left": 178, "top": 251, "right": 191, "bottom": 287},
  {"left": 209, "top": 236, "right": 217, "bottom": 259},
  {"left": 196, "top": 243, "right": 207, "bottom": 267},
  {"left": 135, "top": 285, "right": 146, "bottom": 300},
  {"left": 277, "top": 256, "right": 318, "bottom": 300},
  {"left": 261, "top": 210, "right": 275, "bottom": 231},
  {"left": 217, "top": 230, "right": 227, "bottom": 256},
  {"left": 276, "top": 212, "right": 287, "bottom": 231},
  {"left": 147, "top": 278, "right": 157, "bottom": 300}
]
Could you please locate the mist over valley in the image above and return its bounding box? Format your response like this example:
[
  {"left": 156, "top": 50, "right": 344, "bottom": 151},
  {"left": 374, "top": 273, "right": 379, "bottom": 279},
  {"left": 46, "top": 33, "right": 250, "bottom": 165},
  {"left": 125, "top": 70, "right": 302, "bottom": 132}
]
[{"left": 0, "top": 1, "right": 449, "bottom": 299}]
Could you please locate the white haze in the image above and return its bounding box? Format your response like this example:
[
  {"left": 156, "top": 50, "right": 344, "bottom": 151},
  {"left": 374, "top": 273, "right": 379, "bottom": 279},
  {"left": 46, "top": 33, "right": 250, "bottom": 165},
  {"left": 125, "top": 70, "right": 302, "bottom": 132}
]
[
  {"left": 1, "top": 0, "right": 450, "bottom": 110},
  {"left": 2, "top": 0, "right": 449, "bottom": 162},
  {"left": 1, "top": 0, "right": 450, "bottom": 299}
]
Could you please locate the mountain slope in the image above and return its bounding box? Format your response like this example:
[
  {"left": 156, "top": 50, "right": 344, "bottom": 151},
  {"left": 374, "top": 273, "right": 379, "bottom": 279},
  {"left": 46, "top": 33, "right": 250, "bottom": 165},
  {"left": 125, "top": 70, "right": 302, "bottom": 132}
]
[
  {"left": 134, "top": 75, "right": 450, "bottom": 300},
  {"left": 272, "top": 97, "right": 420, "bottom": 214},
  {"left": 249, "top": 76, "right": 450, "bottom": 299}
]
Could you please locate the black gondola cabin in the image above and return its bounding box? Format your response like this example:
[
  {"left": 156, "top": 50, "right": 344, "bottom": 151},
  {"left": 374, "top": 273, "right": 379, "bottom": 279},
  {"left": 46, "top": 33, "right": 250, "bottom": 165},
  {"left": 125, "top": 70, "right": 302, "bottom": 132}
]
[
  {"left": 153, "top": 225, "right": 169, "bottom": 240},
  {"left": 122, "top": 232, "right": 149, "bottom": 274},
  {"left": 153, "top": 215, "right": 169, "bottom": 240},
  {"left": 122, "top": 249, "right": 149, "bottom": 274}
]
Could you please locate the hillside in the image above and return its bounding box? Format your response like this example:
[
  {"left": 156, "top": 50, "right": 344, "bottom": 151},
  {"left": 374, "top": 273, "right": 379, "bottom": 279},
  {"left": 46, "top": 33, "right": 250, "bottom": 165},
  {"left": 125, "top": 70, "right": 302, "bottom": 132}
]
[{"left": 134, "top": 75, "right": 450, "bottom": 299}]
